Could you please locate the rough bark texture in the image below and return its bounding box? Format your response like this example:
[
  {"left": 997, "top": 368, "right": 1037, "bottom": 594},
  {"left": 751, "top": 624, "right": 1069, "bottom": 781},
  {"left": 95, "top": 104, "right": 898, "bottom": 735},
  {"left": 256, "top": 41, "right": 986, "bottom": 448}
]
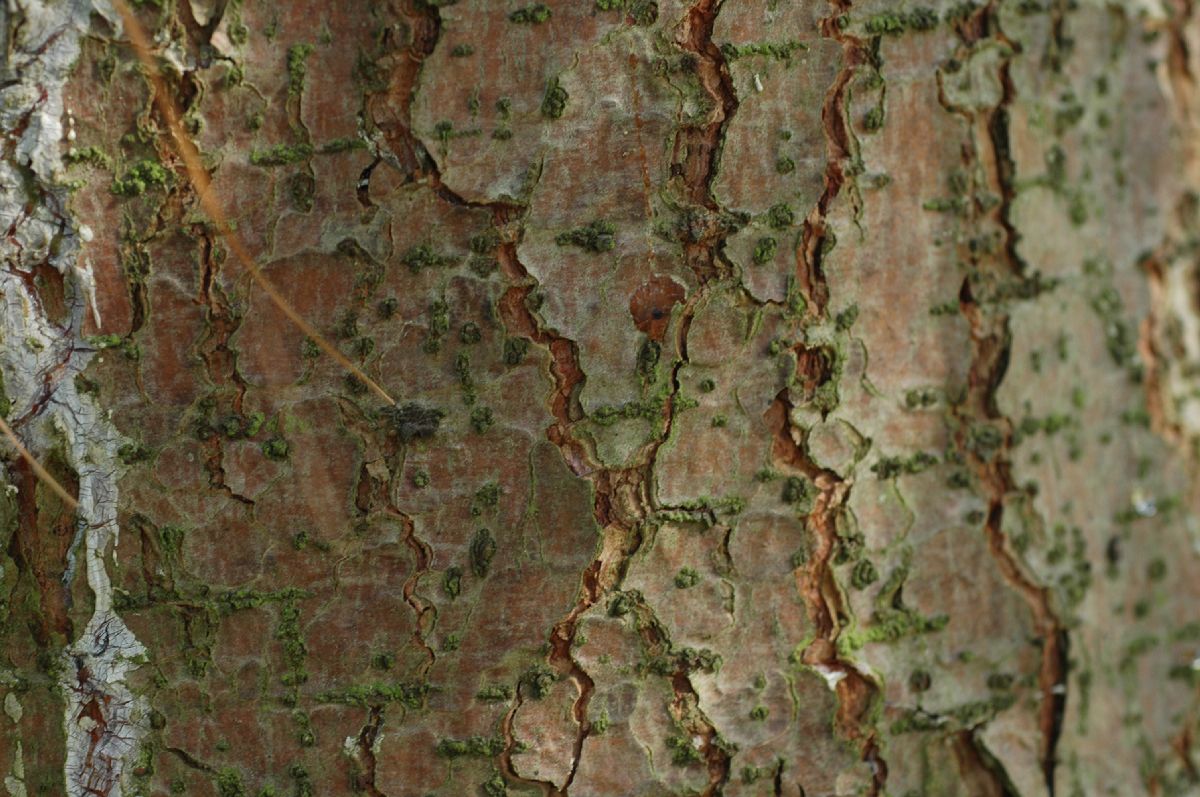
[{"left": 1, "top": 0, "right": 1200, "bottom": 796}]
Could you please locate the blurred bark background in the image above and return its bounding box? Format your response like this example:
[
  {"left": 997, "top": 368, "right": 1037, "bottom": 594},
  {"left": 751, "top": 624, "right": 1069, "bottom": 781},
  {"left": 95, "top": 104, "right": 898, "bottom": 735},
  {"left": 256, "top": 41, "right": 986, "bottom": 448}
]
[{"left": 2, "top": 0, "right": 1200, "bottom": 795}]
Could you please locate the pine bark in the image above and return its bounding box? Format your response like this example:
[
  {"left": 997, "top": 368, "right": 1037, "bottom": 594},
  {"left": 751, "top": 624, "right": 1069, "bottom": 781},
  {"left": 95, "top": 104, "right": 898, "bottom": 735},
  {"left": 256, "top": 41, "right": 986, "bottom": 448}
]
[{"left": 1, "top": 1, "right": 1199, "bottom": 796}]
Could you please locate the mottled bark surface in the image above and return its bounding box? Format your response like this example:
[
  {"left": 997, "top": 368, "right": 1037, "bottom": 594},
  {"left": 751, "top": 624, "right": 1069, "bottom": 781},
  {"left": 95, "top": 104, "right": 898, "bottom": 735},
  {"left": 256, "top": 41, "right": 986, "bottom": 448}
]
[{"left": 2, "top": 0, "right": 1200, "bottom": 795}]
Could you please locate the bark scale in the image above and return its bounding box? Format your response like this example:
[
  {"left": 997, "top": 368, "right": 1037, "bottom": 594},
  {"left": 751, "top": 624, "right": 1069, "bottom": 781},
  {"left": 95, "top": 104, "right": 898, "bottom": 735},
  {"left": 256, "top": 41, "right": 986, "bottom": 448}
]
[{"left": 0, "top": 1, "right": 1198, "bottom": 796}]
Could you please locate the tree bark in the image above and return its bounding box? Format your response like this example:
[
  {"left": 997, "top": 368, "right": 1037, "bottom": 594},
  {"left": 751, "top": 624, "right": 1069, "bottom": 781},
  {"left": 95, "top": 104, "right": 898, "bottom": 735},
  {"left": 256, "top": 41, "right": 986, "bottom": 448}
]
[{"left": 1, "top": 1, "right": 1199, "bottom": 796}]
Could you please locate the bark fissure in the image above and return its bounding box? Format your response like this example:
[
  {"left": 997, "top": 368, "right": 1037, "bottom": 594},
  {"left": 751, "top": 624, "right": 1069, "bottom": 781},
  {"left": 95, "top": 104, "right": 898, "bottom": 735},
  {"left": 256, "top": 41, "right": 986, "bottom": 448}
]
[
  {"left": 785, "top": 3, "right": 890, "bottom": 793},
  {"left": 937, "top": 5, "right": 1069, "bottom": 792}
]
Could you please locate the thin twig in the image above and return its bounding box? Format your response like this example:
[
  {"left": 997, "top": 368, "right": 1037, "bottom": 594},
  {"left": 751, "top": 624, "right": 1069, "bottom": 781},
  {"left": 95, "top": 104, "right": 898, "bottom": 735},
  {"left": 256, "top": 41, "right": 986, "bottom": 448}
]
[
  {"left": 0, "top": 415, "right": 79, "bottom": 510},
  {"left": 111, "top": 0, "right": 397, "bottom": 406}
]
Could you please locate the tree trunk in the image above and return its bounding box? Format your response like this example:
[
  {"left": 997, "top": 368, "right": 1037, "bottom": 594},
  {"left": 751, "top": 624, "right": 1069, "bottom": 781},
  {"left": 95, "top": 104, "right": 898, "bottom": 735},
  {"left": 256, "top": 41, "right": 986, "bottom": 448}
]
[{"left": 1, "top": 0, "right": 1199, "bottom": 795}]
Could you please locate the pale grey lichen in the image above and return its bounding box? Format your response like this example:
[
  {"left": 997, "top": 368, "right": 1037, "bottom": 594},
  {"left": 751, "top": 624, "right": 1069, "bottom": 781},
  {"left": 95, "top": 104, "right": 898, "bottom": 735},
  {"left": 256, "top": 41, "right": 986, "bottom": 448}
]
[{"left": 0, "top": 2, "right": 147, "bottom": 796}]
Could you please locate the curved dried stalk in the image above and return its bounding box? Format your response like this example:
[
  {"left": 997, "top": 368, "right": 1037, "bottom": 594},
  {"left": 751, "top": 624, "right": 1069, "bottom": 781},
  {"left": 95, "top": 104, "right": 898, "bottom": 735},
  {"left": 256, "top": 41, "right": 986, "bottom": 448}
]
[
  {"left": 111, "top": 0, "right": 397, "bottom": 406},
  {"left": 0, "top": 415, "right": 79, "bottom": 510}
]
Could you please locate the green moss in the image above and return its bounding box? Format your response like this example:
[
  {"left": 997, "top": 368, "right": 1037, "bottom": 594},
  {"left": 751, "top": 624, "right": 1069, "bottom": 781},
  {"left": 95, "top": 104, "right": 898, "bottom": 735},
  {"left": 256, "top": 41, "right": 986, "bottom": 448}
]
[
  {"left": 904, "top": 387, "right": 940, "bottom": 409},
  {"left": 314, "top": 681, "right": 431, "bottom": 708},
  {"left": 721, "top": 40, "right": 807, "bottom": 62},
  {"left": 775, "top": 156, "right": 795, "bottom": 174},
  {"left": 658, "top": 496, "right": 745, "bottom": 522},
  {"left": 244, "top": 412, "right": 265, "bottom": 437},
  {"left": 556, "top": 219, "right": 615, "bottom": 252},
  {"left": 261, "top": 437, "right": 289, "bottom": 461},
  {"left": 850, "top": 559, "right": 879, "bottom": 589},
  {"left": 839, "top": 608, "right": 949, "bottom": 652},
  {"left": 286, "top": 43, "right": 314, "bottom": 96},
  {"left": 483, "top": 773, "right": 508, "bottom": 797},
  {"left": 424, "top": 298, "right": 451, "bottom": 352},
  {"left": 1089, "top": 285, "right": 1136, "bottom": 368},
  {"left": 470, "top": 528, "right": 496, "bottom": 577},
  {"left": 317, "top": 137, "right": 367, "bottom": 154},
  {"left": 64, "top": 145, "right": 113, "bottom": 170},
  {"left": 289, "top": 172, "right": 315, "bottom": 212},
  {"left": 381, "top": 403, "right": 444, "bottom": 441},
  {"left": 637, "top": 339, "right": 661, "bottom": 383},
  {"left": 377, "top": 297, "right": 399, "bottom": 319},
  {"left": 435, "top": 735, "right": 506, "bottom": 757},
  {"left": 509, "top": 4, "right": 551, "bottom": 23},
  {"left": 864, "top": 12, "right": 906, "bottom": 34},
  {"left": 752, "top": 237, "right": 777, "bottom": 265},
  {"left": 950, "top": 694, "right": 1017, "bottom": 726},
  {"left": 117, "top": 441, "right": 151, "bottom": 464},
  {"left": 1148, "top": 559, "right": 1167, "bottom": 581},
  {"left": 674, "top": 567, "right": 700, "bottom": 589},
  {"left": 595, "top": 0, "right": 656, "bottom": 22},
  {"left": 288, "top": 764, "right": 314, "bottom": 797},
  {"left": 0, "top": 368, "right": 10, "bottom": 418},
  {"left": 541, "top": 76, "right": 569, "bottom": 119},
  {"left": 469, "top": 254, "right": 499, "bottom": 276},
  {"left": 863, "top": 106, "right": 884, "bottom": 132},
  {"left": 432, "top": 119, "right": 483, "bottom": 145},
  {"left": 442, "top": 566, "right": 462, "bottom": 599},
  {"left": 591, "top": 396, "right": 663, "bottom": 426},
  {"left": 906, "top": 7, "right": 939, "bottom": 29},
  {"left": 864, "top": 8, "right": 939, "bottom": 35},
  {"left": 986, "top": 672, "right": 1014, "bottom": 690},
  {"left": 588, "top": 707, "right": 611, "bottom": 734},
  {"left": 470, "top": 406, "right": 495, "bottom": 434},
  {"left": 922, "top": 196, "right": 966, "bottom": 214},
  {"left": 476, "top": 684, "right": 513, "bottom": 702},
  {"left": 249, "top": 143, "right": 313, "bottom": 167},
  {"left": 870, "top": 451, "right": 938, "bottom": 479},
  {"left": 460, "top": 322, "right": 482, "bottom": 344},
  {"left": 766, "top": 203, "right": 794, "bottom": 229},
  {"left": 472, "top": 482, "right": 502, "bottom": 514},
  {"left": 749, "top": 705, "right": 769, "bottom": 721},
  {"left": 412, "top": 468, "right": 431, "bottom": 488},
  {"left": 608, "top": 590, "right": 640, "bottom": 617},
  {"left": 521, "top": 663, "right": 557, "bottom": 698},
  {"left": 216, "top": 769, "right": 246, "bottom": 797},
  {"left": 666, "top": 734, "right": 703, "bottom": 765},
  {"left": 451, "top": 43, "right": 475, "bottom": 57},
  {"left": 504, "top": 337, "right": 529, "bottom": 365},
  {"left": 780, "top": 476, "right": 816, "bottom": 512},
  {"left": 966, "top": 423, "right": 1003, "bottom": 458},
  {"left": 456, "top": 352, "right": 477, "bottom": 406},
  {"left": 221, "top": 414, "right": 246, "bottom": 439},
  {"left": 111, "top": 159, "right": 172, "bottom": 196},
  {"left": 945, "top": 2, "right": 981, "bottom": 24},
  {"left": 402, "top": 244, "right": 456, "bottom": 273}
]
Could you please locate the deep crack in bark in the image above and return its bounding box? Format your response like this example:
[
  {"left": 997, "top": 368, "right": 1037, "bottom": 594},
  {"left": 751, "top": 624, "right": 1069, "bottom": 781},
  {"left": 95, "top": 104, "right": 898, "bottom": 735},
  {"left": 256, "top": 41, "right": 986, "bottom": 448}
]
[{"left": 937, "top": 4, "right": 1069, "bottom": 793}]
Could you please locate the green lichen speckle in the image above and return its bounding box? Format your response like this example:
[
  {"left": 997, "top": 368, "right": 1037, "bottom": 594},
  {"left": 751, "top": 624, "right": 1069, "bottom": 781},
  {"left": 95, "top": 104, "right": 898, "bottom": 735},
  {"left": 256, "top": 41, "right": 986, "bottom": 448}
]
[
  {"left": 541, "top": 76, "right": 569, "bottom": 119},
  {"left": 470, "top": 528, "right": 496, "bottom": 577},
  {"left": 509, "top": 4, "right": 551, "bottom": 24},
  {"left": 249, "top": 142, "right": 314, "bottom": 167},
  {"left": 556, "top": 219, "right": 615, "bottom": 252},
  {"left": 674, "top": 567, "right": 700, "bottom": 589},
  {"left": 110, "top": 159, "right": 171, "bottom": 196},
  {"left": 286, "top": 43, "right": 314, "bottom": 96}
]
